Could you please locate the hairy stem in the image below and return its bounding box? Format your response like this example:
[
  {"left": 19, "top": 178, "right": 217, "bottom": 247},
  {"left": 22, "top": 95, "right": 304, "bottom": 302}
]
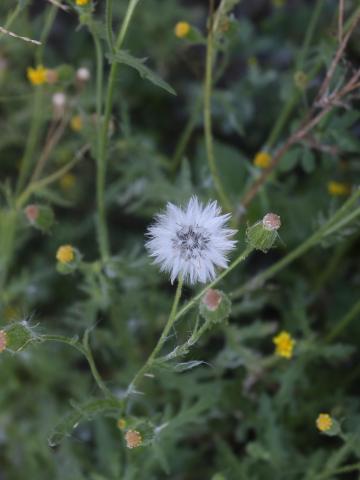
[{"left": 128, "top": 276, "right": 184, "bottom": 392}]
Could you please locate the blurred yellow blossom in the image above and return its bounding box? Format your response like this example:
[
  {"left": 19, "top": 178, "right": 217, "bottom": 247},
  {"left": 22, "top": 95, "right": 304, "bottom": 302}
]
[
  {"left": 316, "top": 413, "right": 333, "bottom": 432},
  {"left": 327, "top": 181, "right": 351, "bottom": 196},
  {"left": 70, "top": 115, "right": 83, "bottom": 132},
  {"left": 27, "top": 65, "right": 48, "bottom": 86},
  {"left": 59, "top": 173, "right": 76, "bottom": 191},
  {"left": 175, "top": 21, "right": 190, "bottom": 38},
  {"left": 76, "top": 0, "right": 90, "bottom": 5},
  {"left": 56, "top": 245, "right": 75, "bottom": 264},
  {"left": 273, "top": 331, "right": 295, "bottom": 359},
  {"left": 253, "top": 151, "right": 272, "bottom": 169}
]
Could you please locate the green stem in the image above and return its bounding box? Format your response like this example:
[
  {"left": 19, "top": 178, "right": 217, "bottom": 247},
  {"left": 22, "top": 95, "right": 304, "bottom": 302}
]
[
  {"left": 128, "top": 276, "right": 184, "bottom": 391},
  {"left": 0, "top": 5, "right": 21, "bottom": 39},
  {"left": 175, "top": 245, "right": 254, "bottom": 323},
  {"left": 171, "top": 94, "right": 202, "bottom": 172},
  {"left": 325, "top": 299, "right": 360, "bottom": 343},
  {"left": 313, "top": 463, "right": 360, "bottom": 480},
  {"left": 106, "top": 0, "right": 115, "bottom": 53},
  {"left": 16, "top": 87, "right": 43, "bottom": 194},
  {"left": 231, "top": 189, "right": 360, "bottom": 300},
  {"left": 96, "top": 0, "right": 141, "bottom": 261},
  {"left": 41, "top": 334, "right": 112, "bottom": 397},
  {"left": 203, "top": 4, "right": 232, "bottom": 212},
  {"left": 265, "top": 0, "right": 325, "bottom": 149}
]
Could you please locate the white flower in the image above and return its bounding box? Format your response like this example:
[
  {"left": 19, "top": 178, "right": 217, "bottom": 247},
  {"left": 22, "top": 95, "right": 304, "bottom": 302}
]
[{"left": 146, "top": 196, "right": 237, "bottom": 284}]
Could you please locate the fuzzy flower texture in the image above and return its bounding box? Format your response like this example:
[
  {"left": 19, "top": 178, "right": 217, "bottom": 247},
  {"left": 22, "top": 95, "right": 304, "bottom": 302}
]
[{"left": 146, "top": 197, "right": 236, "bottom": 285}]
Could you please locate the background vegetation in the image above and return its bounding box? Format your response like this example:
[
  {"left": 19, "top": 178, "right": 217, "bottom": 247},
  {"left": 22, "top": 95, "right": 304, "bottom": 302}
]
[{"left": 0, "top": 0, "right": 360, "bottom": 478}]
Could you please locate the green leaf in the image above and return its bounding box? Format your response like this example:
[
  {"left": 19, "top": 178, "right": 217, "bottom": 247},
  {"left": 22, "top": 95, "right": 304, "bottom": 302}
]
[
  {"left": 107, "top": 51, "right": 176, "bottom": 96},
  {"left": 301, "top": 149, "right": 316, "bottom": 173},
  {"left": 48, "top": 398, "right": 122, "bottom": 447}
]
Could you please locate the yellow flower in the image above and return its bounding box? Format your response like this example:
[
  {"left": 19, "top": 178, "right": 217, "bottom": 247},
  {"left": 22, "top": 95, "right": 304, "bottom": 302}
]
[
  {"left": 294, "top": 71, "right": 308, "bottom": 90},
  {"left": 272, "top": 0, "right": 286, "bottom": 7},
  {"left": 27, "top": 65, "right": 48, "bottom": 86},
  {"left": 117, "top": 418, "right": 127, "bottom": 430},
  {"left": 76, "top": 0, "right": 90, "bottom": 5},
  {"left": 56, "top": 245, "right": 75, "bottom": 264},
  {"left": 125, "top": 430, "right": 143, "bottom": 449},
  {"left": 70, "top": 115, "right": 83, "bottom": 132},
  {"left": 175, "top": 21, "right": 191, "bottom": 38},
  {"left": 59, "top": 173, "right": 76, "bottom": 191},
  {"left": 327, "top": 181, "right": 351, "bottom": 196},
  {"left": 273, "top": 331, "right": 295, "bottom": 359},
  {"left": 0, "top": 330, "right": 8, "bottom": 353},
  {"left": 253, "top": 151, "right": 272, "bottom": 169},
  {"left": 316, "top": 413, "right": 333, "bottom": 432}
]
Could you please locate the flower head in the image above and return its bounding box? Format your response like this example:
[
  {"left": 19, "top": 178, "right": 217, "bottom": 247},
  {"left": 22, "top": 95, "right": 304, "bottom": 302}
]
[
  {"left": 27, "top": 65, "right": 48, "bottom": 85},
  {"left": 125, "top": 430, "right": 142, "bottom": 449},
  {"left": 117, "top": 418, "right": 127, "bottom": 430},
  {"left": 253, "top": 151, "right": 272, "bottom": 169},
  {"left": 316, "top": 413, "right": 333, "bottom": 432},
  {"left": 56, "top": 245, "right": 75, "bottom": 264},
  {"left": 146, "top": 197, "right": 237, "bottom": 284},
  {"left": 0, "top": 330, "right": 8, "bottom": 353},
  {"left": 327, "top": 181, "right": 351, "bottom": 196},
  {"left": 273, "top": 331, "right": 295, "bottom": 359},
  {"left": 76, "top": 0, "right": 90, "bottom": 5},
  {"left": 175, "top": 21, "right": 190, "bottom": 38},
  {"left": 76, "top": 67, "right": 91, "bottom": 82}
]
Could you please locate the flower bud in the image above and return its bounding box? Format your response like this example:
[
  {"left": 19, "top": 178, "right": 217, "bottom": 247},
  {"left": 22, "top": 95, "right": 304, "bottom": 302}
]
[
  {"left": 24, "top": 204, "right": 54, "bottom": 233},
  {"left": 246, "top": 213, "right": 281, "bottom": 252},
  {"left": 56, "top": 245, "right": 81, "bottom": 274},
  {"left": 5, "top": 321, "right": 36, "bottom": 352},
  {"left": 200, "top": 289, "right": 231, "bottom": 324},
  {"left": 0, "top": 330, "right": 8, "bottom": 353},
  {"left": 125, "top": 430, "right": 142, "bottom": 449}
]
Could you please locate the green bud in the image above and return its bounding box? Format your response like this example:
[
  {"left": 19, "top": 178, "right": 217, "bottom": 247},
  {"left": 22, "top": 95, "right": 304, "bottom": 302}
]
[
  {"left": 200, "top": 289, "right": 231, "bottom": 324},
  {"left": 25, "top": 204, "right": 54, "bottom": 233},
  {"left": 5, "top": 321, "right": 37, "bottom": 352},
  {"left": 246, "top": 213, "right": 281, "bottom": 252}
]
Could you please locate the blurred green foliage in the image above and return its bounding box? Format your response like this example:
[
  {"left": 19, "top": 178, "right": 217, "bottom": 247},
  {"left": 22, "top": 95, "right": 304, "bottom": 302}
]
[{"left": 0, "top": 0, "right": 360, "bottom": 478}]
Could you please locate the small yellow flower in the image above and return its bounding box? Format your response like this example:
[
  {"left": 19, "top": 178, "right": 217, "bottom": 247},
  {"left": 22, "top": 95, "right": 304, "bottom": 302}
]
[
  {"left": 327, "top": 181, "right": 351, "bottom": 196},
  {"left": 272, "top": 0, "right": 286, "bottom": 7},
  {"left": 253, "top": 151, "right": 272, "bottom": 169},
  {"left": 273, "top": 331, "right": 295, "bottom": 359},
  {"left": 316, "top": 413, "right": 333, "bottom": 432},
  {"left": 76, "top": 0, "right": 90, "bottom": 5},
  {"left": 27, "top": 65, "right": 48, "bottom": 86},
  {"left": 56, "top": 245, "right": 75, "bottom": 264},
  {"left": 125, "top": 430, "right": 143, "bottom": 449},
  {"left": 0, "top": 330, "right": 8, "bottom": 353},
  {"left": 59, "top": 173, "right": 76, "bottom": 191},
  {"left": 117, "top": 418, "right": 127, "bottom": 430},
  {"left": 175, "top": 21, "right": 191, "bottom": 38},
  {"left": 294, "top": 71, "right": 308, "bottom": 90},
  {"left": 70, "top": 115, "right": 83, "bottom": 132}
]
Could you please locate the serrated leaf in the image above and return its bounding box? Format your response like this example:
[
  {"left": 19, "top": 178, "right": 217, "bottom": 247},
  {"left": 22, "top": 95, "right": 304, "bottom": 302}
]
[
  {"left": 107, "top": 51, "right": 176, "bottom": 96},
  {"left": 48, "top": 398, "right": 122, "bottom": 447}
]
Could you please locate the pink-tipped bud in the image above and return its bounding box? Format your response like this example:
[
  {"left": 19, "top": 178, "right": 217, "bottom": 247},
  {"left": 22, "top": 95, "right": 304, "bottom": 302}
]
[
  {"left": 262, "top": 213, "right": 281, "bottom": 231},
  {"left": 203, "top": 289, "right": 222, "bottom": 311},
  {"left": 25, "top": 204, "right": 39, "bottom": 224},
  {"left": 0, "top": 330, "right": 8, "bottom": 353}
]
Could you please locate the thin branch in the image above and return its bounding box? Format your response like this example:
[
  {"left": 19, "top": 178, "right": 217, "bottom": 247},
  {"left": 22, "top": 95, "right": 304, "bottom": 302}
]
[
  {"left": 338, "top": 0, "right": 344, "bottom": 43},
  {"left": 0, "top": 26, "right": 41, "bottom": 45}
]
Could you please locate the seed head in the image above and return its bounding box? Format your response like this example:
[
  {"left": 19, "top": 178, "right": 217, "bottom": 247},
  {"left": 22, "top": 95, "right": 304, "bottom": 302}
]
[
  {"left": 146, "top": 196, "right": 237, "bottom": 284},
  {"left": 76, "top": 67, "right": 91, "bottom": 82}
]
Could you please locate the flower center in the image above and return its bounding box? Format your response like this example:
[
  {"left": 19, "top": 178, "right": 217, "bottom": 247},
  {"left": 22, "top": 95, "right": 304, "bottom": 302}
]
[{"left": 173, "top": 225, "right": 210, "bottom": 260}]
